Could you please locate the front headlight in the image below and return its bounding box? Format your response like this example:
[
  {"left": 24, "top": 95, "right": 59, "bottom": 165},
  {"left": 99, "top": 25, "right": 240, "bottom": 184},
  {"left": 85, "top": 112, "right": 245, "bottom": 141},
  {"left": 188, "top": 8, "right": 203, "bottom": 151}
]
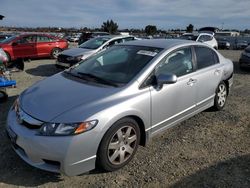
[{"left": 39, "top": 120, "right": 98, "bottom": 136}]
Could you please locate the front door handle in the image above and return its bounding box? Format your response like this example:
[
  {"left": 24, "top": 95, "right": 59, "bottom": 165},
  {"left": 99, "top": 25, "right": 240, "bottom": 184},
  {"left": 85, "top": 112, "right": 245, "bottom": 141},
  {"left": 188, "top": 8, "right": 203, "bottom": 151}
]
[{"left": 187, "top": 78, "right": 197, "bottom": 86}]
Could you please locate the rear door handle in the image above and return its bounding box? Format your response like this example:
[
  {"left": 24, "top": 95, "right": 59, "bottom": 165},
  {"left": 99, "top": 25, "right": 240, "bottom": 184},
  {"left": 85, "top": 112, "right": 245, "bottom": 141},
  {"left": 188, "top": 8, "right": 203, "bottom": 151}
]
[{"left": 187, "top": 78, "right": 197, "bottom": 86}]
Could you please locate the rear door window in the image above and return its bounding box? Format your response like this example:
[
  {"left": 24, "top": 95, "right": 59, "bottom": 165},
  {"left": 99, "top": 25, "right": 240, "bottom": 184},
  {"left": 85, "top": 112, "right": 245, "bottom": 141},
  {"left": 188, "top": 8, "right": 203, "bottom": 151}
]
[{"left": 195, "top": 46, "right": 219, "bottom": 69}]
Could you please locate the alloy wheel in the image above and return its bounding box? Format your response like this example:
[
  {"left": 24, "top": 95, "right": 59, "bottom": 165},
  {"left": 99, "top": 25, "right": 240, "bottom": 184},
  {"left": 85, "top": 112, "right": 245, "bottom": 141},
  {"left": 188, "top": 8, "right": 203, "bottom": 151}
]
[
  {"left": 108, "top": 126, "right": 137, "bottom": 165},
  {"left": 217, "top": 84, "right": 227, "bottom": 107}
]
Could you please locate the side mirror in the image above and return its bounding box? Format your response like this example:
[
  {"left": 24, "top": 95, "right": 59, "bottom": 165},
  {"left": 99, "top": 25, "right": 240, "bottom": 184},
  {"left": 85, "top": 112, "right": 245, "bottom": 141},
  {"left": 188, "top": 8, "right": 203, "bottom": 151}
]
[
  {"left": 156, "top": 73, "right": 177, "bottom": 89},
  {"left": 12, "top": 42, "right": 18, "bottom": 46}
]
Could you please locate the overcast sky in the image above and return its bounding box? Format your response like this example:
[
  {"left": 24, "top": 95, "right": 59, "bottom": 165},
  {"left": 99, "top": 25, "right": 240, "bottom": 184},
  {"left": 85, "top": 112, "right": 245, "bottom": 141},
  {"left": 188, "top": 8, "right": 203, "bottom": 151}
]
[{"left": 1, "top": 0, "right": 249, "bottom": 30}]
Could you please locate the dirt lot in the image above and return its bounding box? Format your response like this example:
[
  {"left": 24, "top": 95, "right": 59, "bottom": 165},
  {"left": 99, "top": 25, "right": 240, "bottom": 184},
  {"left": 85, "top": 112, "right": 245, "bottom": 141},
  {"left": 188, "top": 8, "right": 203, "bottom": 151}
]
[{"left": 0, "top": 50, "right": 249, "bottom": 188}]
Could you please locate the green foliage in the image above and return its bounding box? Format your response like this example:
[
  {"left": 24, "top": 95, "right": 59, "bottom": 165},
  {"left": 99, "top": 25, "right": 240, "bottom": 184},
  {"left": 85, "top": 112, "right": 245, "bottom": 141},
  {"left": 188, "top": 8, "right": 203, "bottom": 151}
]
[
  {"left": 145, "top": 25, "right": 157, "bottom": 36},
  {"left": 186, "top": 24, "right": 194, "bottom": 33},
  {"left": 101, "top": 20, "right": 119, "bottom": 34}
]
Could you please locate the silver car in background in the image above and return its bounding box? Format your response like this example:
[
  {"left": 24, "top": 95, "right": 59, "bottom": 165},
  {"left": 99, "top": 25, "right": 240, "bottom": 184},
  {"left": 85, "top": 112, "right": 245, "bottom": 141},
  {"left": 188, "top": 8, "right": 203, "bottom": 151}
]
[
  {"left": 6, "top": 39, "right": 233, "bottom": 176},
  {"left": 56, "top": 35, "right": 135, "bottom": 68}
]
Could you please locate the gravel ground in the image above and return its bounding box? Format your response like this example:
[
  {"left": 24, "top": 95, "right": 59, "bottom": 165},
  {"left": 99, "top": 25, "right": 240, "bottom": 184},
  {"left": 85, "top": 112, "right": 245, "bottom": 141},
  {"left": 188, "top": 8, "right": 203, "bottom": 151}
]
[{"left": 0, "top": 50, "right": 249, "bottom": 188}]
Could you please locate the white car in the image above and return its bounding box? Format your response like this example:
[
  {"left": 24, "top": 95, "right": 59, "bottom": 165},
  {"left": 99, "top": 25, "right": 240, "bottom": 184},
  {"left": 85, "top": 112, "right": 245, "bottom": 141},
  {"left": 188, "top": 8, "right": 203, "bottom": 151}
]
[
  {"left": 56, "top": 35, "right": 136, "bottom": 68},
  {"left": 180, "top": 33, "right": 218, "bottom": 49}
]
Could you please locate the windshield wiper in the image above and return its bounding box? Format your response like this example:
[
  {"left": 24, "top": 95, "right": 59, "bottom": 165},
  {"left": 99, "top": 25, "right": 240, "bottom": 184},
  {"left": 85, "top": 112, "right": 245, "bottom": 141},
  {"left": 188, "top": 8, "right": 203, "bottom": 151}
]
[{"left": 77, "top": 72, "right": 119, "bottom": 87}]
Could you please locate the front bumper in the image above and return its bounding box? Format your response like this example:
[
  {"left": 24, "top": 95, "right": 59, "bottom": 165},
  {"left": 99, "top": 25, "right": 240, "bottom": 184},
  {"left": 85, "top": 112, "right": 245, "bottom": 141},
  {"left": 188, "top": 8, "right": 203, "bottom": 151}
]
[{"left": 6, "top": 109, "right": 100, "bottom": 176}]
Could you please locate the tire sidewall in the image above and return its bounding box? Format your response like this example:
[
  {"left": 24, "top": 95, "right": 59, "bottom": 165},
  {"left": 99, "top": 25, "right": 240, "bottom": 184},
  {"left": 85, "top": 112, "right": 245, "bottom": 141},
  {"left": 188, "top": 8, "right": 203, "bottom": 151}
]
[
  {"left": 97, "top": 118, "right": 140, "bottom": 171},
  {"left": 51, "top": 48, "right": 61, "bottom": 59}
]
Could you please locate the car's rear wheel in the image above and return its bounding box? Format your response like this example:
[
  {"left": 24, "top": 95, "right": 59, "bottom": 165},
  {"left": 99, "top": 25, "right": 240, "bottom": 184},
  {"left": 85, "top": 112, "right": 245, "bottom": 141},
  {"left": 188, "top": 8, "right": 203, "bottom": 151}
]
[
  {"left": 51, "top": 48, "right": 62, "bottom": 59},
  {"left": 97, "top": 118, "right": 140, "bottom": 171},
  {"left": 213, "top": 82, "right": 227, "bottom": 110}
]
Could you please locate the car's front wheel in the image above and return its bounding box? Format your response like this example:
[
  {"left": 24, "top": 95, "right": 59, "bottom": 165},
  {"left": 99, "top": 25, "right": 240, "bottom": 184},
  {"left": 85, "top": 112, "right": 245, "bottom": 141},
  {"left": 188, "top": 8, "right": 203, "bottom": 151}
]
[
  {"left": 213, "top": 82, "right": 227, "bottom": 110},
  {"left": 97, "top": 118, "right": 140, "bottom": 171}
]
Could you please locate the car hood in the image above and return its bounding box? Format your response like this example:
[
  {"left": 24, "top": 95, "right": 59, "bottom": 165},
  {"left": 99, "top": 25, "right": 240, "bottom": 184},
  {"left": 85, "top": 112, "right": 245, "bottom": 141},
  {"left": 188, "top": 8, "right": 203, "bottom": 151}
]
[
  {"left": 60, "top": 47, "right": 96, "bottom": 57},
  {"left": 20, "top": 73, "right": 121, "bottom": 122}
]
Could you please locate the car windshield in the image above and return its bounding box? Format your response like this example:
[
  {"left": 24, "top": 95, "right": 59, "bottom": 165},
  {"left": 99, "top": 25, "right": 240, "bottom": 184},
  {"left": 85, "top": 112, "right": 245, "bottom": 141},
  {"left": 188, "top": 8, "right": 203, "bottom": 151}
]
[
  {"left": 67, "top": 45, "right": 162, "bottom": 86},
  {"left": 180, "top": 35, "right": 198, "bottom": 41},
  {"left": 79, "top": 37, "right": 110, "bottom": 49},
  {"left": 0, "top": 35, "right": 16, "bottom": 43}
]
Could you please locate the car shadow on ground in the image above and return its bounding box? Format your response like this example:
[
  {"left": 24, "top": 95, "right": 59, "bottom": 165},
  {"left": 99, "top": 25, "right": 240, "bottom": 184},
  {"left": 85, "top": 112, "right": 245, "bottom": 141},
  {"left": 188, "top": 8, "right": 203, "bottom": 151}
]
[
  {"left": 25, "top": 64, "right": 62, "bottom": 77},
  {"left": 170, "top": 154, "right": 250, "bottom": 188},
  {"left": 0, "top": 96, "right": 63, "bottom": 187}
]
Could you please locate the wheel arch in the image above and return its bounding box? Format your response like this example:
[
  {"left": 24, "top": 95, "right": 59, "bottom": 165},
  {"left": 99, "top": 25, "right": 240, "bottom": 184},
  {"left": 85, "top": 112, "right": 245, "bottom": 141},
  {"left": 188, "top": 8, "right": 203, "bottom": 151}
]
[{"left": 223, "top": 73, "right": 233, "bottom": 96}]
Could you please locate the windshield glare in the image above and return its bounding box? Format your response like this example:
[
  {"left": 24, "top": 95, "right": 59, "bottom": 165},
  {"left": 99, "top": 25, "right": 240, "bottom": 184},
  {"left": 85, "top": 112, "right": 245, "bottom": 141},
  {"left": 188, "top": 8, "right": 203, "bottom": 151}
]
[
  {"left": 70, "top": 45, "right": 162, "bottom": 85},
  {"left": 79, "top": 37, "right": 110, "bottom": 49}
]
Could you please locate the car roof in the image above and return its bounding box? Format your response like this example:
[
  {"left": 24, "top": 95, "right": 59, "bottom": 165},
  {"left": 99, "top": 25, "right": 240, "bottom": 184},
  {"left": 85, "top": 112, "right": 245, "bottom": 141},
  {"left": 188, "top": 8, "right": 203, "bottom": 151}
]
[
  {"left": 183, "top": 32, "right": 213, "bottom": 37},
  {"left": 96, "top": 35, "right": 134, "bottom": 40},
  {"left": 117, "top": 39, "right": 195, "bottom": 49}
]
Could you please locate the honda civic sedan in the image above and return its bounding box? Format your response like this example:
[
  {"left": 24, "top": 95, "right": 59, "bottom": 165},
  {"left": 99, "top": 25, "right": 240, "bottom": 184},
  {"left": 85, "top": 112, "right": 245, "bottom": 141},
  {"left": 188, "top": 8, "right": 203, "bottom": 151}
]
[{"left": 6, "top": 39, "right": 233, "bottom": 176}]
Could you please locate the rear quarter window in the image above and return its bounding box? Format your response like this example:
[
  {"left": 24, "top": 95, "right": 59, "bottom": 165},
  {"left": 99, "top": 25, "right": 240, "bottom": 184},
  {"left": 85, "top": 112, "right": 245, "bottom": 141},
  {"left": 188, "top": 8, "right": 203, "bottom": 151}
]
[{"left": 195, "top": 46, "right": 219, "bottom": 69}]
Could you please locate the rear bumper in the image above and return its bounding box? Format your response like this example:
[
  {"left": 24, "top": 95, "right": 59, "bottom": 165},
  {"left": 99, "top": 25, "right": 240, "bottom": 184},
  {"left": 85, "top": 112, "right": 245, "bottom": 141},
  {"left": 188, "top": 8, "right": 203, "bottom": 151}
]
[
  {"left": 227, "top": 74, "right": 233, "bottom": 93},
  {"left": 6, "top": 109, "right": 100, "bottom": 176}
]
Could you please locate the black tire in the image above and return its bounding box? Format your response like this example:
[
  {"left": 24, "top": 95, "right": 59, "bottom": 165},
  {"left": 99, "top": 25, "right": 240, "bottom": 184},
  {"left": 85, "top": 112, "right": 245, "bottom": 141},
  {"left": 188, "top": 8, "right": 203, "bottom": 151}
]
[
  {"left": 97, "top": 118, "right": 140, "bottom": 172},
  {"left": 51, "top": 48, "right": 62, "bottom": 59},
  {"left": 213, "top": 81, "right": 227, "bottom": 111},
  {"left": 0, "top": 89, "right": 8, "bottom": 102}
]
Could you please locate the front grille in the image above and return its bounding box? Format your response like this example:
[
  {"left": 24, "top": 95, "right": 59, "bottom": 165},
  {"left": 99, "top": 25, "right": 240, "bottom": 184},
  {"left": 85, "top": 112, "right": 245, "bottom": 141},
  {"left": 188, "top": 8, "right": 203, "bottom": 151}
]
[
  {"left": 57, "top": 54, "right": 71, "bottom": 63},
  {"left": 22, "top": 120, "right": 41, "bottom": 129},
  {"left": 57, "top": 54, "right": 80, "bottom": 65},
  {"left": 15, "top": 107, "right": 43, "bottom": 129}
]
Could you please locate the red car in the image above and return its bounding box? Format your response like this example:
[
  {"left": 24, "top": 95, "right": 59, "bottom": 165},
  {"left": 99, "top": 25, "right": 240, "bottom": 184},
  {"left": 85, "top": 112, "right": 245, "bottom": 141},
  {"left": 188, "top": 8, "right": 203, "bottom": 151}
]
[{"left": 0, "top": 33, "right": 68, "bottom": 62}]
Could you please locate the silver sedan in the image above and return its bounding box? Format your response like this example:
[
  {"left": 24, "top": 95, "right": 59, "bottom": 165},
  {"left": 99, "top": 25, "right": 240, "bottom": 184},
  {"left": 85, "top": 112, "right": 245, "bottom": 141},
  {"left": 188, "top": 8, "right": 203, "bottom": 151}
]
[{"left": 6, "top": 39, "right": 233, "bottom": 176}]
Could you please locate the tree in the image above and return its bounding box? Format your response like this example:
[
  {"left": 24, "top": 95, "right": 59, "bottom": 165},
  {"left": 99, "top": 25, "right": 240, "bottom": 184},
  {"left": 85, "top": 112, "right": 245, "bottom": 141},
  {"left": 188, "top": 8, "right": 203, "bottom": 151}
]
[
  {"left": 0, "top": 15, "right": 4, "bottom": 20},
  {"left": 145, "top": 25, "right": 157, "bottom": 36},
  {"left": 186, "top": 24, "right": 194, "bottom": 33},
  {"left": 101, "top": 20, "right": 118, "bottom": 34}
]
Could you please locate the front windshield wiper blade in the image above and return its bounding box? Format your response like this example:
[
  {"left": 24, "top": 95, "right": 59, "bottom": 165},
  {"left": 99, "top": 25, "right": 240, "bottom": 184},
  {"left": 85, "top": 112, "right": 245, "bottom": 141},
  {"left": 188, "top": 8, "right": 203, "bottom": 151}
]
[{"left": 77, "top": 72, "right": 119, "bottom": 87}]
